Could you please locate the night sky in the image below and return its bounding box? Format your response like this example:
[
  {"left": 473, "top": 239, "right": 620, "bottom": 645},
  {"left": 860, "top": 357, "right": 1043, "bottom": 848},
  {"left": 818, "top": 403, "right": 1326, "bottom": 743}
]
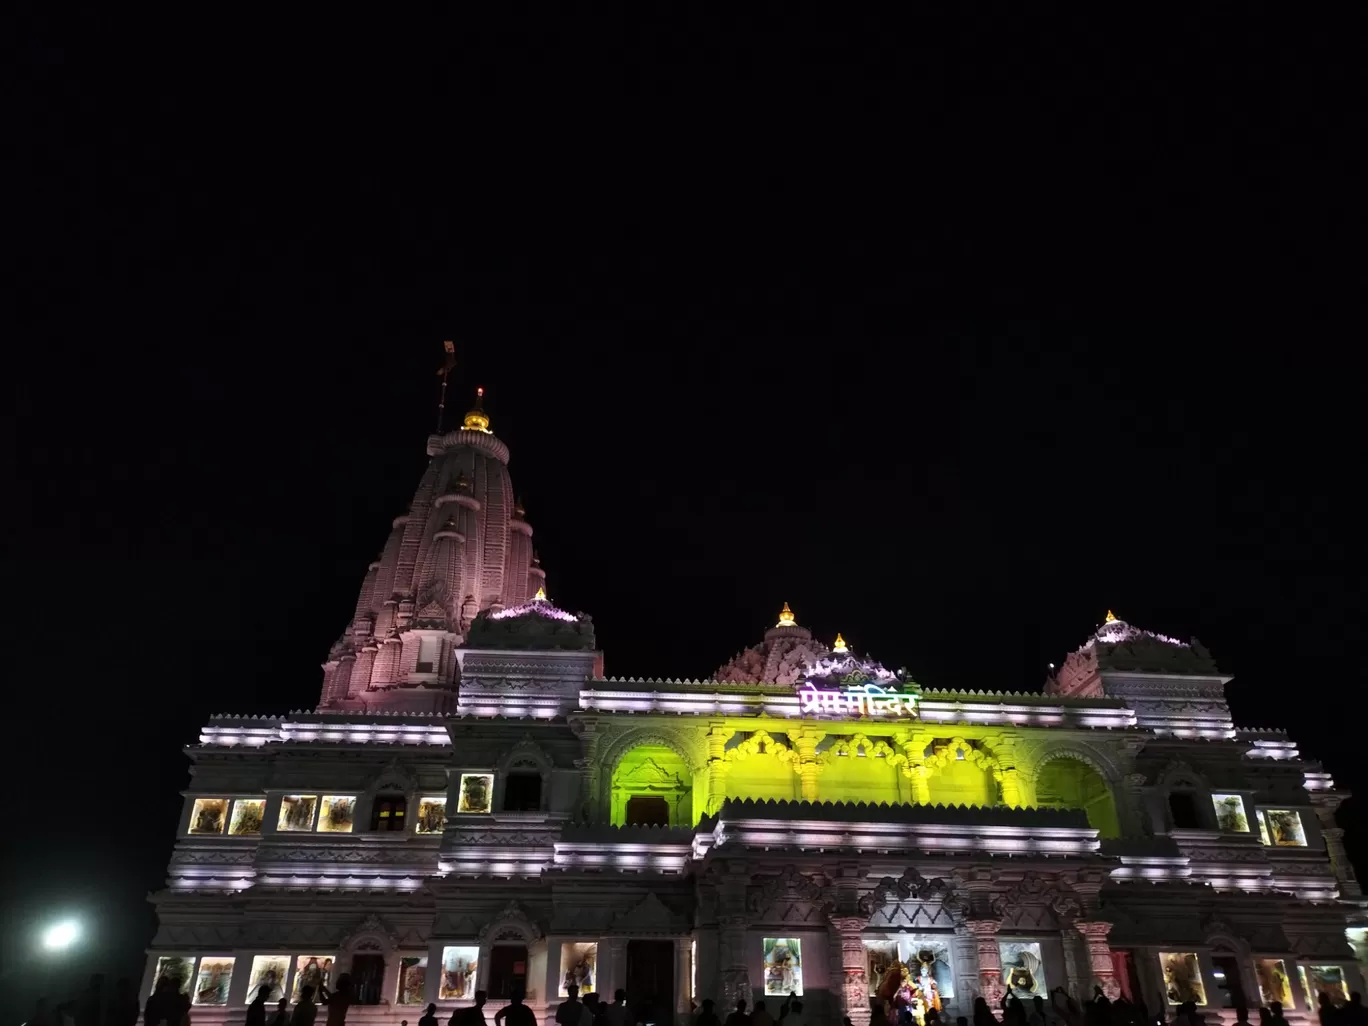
[{"left": 10, "top": 8, "right": 1365, "bottom": 1017}]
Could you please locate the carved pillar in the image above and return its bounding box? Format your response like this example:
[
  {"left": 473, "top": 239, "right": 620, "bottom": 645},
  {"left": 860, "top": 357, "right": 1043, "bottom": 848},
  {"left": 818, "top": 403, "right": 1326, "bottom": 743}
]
[
  {"left": 570, "top": 718, "right": 605, "bottom": 822},
  {"left": 830, "top": 916, "right": 872, "bottom": 1026},
  {"left": 909, "top": 765, "right": 931, "bottom": 804},
  {"left": 794, "top": 726, "right": 824, "bottom": 802},
  {"left": 952, "top": 925, "right": 983, "bottom": 1006},
  {"left": 676, "top": 937, "right": 693, "bottom": 1017},
  {"left": 718, "top": 915, "right": 751, "bottom": 1009},
  {"left": 602, "top": 938, "right": 628, "bottom": 999},
  {"left": 965, "top": 919, "right": 1005, "bottom": 1006},
  {"left": 985, "top": 734, "right": 1023, "bottom": 807},
  {"left": 707, "top": 722, "right": 731, "bottom": 814},
  {"left": 1310, "top": 796, "right": 1362, "bottom": 897},
  {"left": 1059, "top": 928, "right": 1086, "bottom": 998},
  {"left": 1123, "top": 773, "right": 1152, "bottom": 838},
  {"left": 1074, "top": 921, "right": 1120, "bottom": 999},
  {"left": 997, "top": 768, "right": 1022, "bottom": 808}
]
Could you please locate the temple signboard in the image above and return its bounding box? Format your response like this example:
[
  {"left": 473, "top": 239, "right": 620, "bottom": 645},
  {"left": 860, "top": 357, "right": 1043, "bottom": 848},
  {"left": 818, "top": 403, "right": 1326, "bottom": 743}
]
[{"left": 798, "top": 680, "right": 920, "bottom": 719}]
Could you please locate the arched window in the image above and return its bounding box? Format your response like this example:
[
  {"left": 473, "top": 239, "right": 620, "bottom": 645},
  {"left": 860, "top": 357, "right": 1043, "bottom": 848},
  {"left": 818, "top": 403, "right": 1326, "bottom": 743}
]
[{"left": 1168, "top": 791, "right": 1202, "bottom": 829}]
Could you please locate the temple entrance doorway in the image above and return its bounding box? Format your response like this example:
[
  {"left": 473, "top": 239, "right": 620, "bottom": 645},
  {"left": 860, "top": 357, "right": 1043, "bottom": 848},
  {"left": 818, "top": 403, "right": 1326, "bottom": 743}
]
[
  {"left": 1211, "top": 955, "right": 1249, "bottom": 1008},
  {"left": 350, "top": 954, "right": 385, "bottom": 1004},
  {"left": 489, "top": 944, "right": 529, "bottom": 1000},
  {"left": 626, "top": 940, "right": 675, "bottom": 1026}
]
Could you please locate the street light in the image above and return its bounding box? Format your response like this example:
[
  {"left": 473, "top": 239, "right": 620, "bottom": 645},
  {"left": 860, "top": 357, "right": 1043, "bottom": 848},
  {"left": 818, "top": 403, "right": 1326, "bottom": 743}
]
[{"left": 42, "top": 920, "right": 80, "bottom": 952}]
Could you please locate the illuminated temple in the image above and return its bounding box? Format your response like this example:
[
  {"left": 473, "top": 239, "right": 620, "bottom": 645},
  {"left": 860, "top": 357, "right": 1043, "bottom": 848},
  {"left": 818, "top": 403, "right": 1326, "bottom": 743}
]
[{"left": 146, "top": 389, "right": 1367, "bottom": 1026}]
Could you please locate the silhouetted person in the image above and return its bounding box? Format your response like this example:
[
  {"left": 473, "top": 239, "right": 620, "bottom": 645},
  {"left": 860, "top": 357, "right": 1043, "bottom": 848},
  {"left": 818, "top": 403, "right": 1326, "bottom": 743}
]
[
  {"left": 494, "top": 986, "right": 537, "bottom": 1026},
  {"left": 145, "top": 977, "right": 190, "bottom": 1026},
  {"left": 752, "top": 1003, "right": 773, "bottom": 1026},
  {"left": 419, "top": 1003, "right": 439, "bottom": 1026},
  {"left": 30, "top": 998, "right": 56, "bottom": 1026},
  {"left": 607, "top": 990, "right": 634, "bottom": 1026},
  {"left": 1234, "top": 1010, "right": 1249, "bottom": 1026},
  {"left": 245, "top": 987, "right": 270, "bottom": 1026},
  {"left": 696, "top": 1000, "right": 721, "bottom": 1026},
  {"left": 321, "top": 973, "right": 353, "bottom": 1026},
  {"left": 293, "top": 987, "right": 318, "bottom": 1026},
  {"left": 270, "top": 998, "right": 290, "bottom": 1026},
  {"left": 1342, "top": 994, "right": 1366, "bottom": 1026},
  {"left": 724, "top": 1001, "right": 750, "bottom": 1026},
  {"left": 1268, "top": 1004, "right": 1290, "bottom": 1026},
  {"left": 974, "top": 998, "right": 1000, "bottom": 1026},
  {"left": 110, "top": 980, "right": 140, "bottom": 1026},
  {"left": 777, "top": 998, "right": 802, "bottom": 1026},
  {"left": 558, "top": 986, "right": 586, "bottom": 1026},
  {"left": 959, "top": 1017, "right": 970, "bottom": 1026},
  {"left": 453, "top": 992, "right": 489, "bottom": 1026},
  {"left": 76, "top": 975, "right": 105, "bottom": 1026}
]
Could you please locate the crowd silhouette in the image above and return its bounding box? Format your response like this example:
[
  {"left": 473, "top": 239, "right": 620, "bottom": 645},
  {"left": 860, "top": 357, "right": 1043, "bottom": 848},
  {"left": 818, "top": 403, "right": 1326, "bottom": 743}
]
[{"left": 21, "top": 976, "right": 1368, "bottom": 1026}]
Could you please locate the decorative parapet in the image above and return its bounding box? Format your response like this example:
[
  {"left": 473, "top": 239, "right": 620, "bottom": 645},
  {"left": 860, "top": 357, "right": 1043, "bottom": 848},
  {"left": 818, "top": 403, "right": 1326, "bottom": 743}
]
[{"left": 199, "top": 712, "right": 452, "bottom": 747}]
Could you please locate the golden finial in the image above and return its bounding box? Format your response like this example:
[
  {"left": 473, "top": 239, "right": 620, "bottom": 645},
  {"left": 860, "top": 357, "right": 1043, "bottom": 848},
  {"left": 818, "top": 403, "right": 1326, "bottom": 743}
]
[
  {"left": 1105, "top": 609, "right": 1118, "bottom": 623},
  {"left": 534, "top": 586, "right": 547, "bottom": 602},
  {"left": 776, "top": 602, "right": 796, "bottom": 628},
  {"left": 462, "top": 386, "right": 492, "bottom": 433},
  {"left": 833, "top": 632, "right": 848, "bottom": 653}
]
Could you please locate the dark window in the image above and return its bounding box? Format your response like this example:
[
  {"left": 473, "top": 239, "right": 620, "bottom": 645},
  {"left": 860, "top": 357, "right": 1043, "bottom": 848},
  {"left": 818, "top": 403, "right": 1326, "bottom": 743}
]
[
  {"left": 1168, "top": 791, "right": 1202, "bottom": 829},
  {"left": 371, "top": 794, "right": 408, "bottom": 832},
  {"left": 488, "top": 944, "right": 528, "bottom": 1000},
  {"left": 503, "top": 772, "right": 542, "bottom": 811},
  {"left": 415, "top": 661, "right": 434, "bottom": 673},
  {"left": 625, "top": 795, "right": 670, "bottom": 827},
  {"left": 350, "top": 954, "right": 386, "bottom": 1004}
]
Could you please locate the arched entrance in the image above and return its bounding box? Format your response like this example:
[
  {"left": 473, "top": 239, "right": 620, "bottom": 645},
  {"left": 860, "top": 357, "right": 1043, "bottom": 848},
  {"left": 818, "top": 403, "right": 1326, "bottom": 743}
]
[
  {"left": 611, "top": 744, "right": 694, "bottom": 826},
  {"left": 1035, "top": 755, "right": 1120, "bottom": 838}
]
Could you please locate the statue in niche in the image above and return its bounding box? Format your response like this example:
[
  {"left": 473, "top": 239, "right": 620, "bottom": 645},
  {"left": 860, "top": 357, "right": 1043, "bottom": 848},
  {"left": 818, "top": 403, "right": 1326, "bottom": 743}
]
[{"left": 877, "top": 959, "right": 941, "bottom": 1026}]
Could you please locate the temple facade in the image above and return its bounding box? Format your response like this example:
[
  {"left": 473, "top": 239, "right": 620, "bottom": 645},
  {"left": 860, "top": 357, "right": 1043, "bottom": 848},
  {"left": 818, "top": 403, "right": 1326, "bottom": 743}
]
[{"left": 145, "top": 392, "right": 1366, "bottom": 1026}]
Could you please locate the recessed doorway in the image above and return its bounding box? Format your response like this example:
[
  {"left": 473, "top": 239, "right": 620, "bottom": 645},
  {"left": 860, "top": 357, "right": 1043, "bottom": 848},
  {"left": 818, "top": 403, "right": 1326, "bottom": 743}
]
[{"left": 626, "top": 940, "right": 675, "bottom": 1025}]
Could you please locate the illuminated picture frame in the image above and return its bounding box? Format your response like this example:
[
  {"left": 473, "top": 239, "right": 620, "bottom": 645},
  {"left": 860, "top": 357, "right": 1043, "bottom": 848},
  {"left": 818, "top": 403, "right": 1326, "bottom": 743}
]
[
  {"left": 457, "top": 774, "right": 493, "bottom": 814},
  {"left": 317, "top": 796, "right": 356, "bottom": 833},
  {"left": 189, "top": 798, "right": 229, "bottom": 835},
  {"left": 762, "top": 938, "right": 803, "bottom": 997},
  {"left": 1159, "top": 952, "right": 1207, "bottom": 1006},
  {"left": 440, "top": 946, "right": 479, "bottom": 1000},
  {"left": 229, "top": 799, "right": 266, "bottom": 835},
  {"left": 192, "top": 957, "right": 235, "bottom": 1006},
  {"left": 152, "top": 956, "right": 195, "bottom": 996},
  {"left": 559, "top": 942, "right": 597, "bottom": 997},
  {"left": 278, "top": 795, "right": 318, "bottom": 832},
  {"left": 416, "top": 796, "right": 448, "bottom": 834},
  {"left": 1211, "top": 794, "right": 1249, "bottom": 833}
]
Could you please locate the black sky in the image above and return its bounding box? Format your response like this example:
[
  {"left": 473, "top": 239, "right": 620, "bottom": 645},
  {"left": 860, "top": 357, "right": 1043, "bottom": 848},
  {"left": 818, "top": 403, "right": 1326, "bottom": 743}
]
[{"left": 9, "top": 7, "right": 1366, "bottom": 1016}]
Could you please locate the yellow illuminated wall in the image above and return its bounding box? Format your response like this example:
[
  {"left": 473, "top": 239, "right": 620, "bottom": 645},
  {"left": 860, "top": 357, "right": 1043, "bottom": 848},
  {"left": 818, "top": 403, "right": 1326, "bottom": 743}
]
[
  {"left": 603, "top": 718, "right": 1124, "bottom": 835},
  {"left": 1035, "top": 757, "right": 1120, "bottom": 838},
  {"left": 610, "top": 745, "right": 694, "bottom": 826}
]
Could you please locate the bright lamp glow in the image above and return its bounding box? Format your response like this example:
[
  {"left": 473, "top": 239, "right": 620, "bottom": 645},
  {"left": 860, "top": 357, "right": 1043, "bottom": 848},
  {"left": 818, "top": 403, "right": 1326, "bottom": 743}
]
[{"left": 42, "top": 920, "right": 80, "bottom": 951}]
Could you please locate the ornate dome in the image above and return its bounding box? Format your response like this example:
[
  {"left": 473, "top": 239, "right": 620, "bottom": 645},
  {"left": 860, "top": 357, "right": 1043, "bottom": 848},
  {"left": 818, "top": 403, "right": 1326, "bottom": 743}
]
[
  {"left": 1047, "top": 610, "right": 1219, "bottom": 697},
  {"left": 466, "top": 591, "right": 596, "bottom": 651},
  {"left": 714, "top": 605, "right": 897, "bottom": 686}
]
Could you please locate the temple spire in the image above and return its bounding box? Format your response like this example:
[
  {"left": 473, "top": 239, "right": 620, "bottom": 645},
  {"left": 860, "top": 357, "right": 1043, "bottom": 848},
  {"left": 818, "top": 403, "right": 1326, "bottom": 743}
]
[
  {"left": 534, "top": 586, "right": 547, "bottom": 601},
  {"left": 1105, "top": 609, "right": 1118, "bottom": 623},
  {"left": 462, "top": 386, "right": 492, "bottom": 433},
  {"left": 776, "top": 602, "right": 796, "bottom": 628},
  {"left": 832, "top": 632, "right": 848, "bottom": 653}
]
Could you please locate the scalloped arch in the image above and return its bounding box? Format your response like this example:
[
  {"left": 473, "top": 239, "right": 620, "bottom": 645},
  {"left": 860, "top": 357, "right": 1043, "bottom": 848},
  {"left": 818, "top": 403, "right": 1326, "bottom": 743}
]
[
  {"left": 818, "top": 733, "right": 906, "bottom": 768},
  {"left": 723, "top": 729, "right": 802, "bottom": 775},
  {"left": 1030, "top": 740, "right": 1124, "bottom": 787},
  {"left": 603, "top": 725, "right": 704, "bottom": 776}
]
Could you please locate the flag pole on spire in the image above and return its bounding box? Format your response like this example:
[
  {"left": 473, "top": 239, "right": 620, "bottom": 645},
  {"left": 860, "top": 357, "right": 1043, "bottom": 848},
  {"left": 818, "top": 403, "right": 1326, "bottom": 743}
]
[{"left": 436, "top": 340, "right": 456, "bottom": 431}]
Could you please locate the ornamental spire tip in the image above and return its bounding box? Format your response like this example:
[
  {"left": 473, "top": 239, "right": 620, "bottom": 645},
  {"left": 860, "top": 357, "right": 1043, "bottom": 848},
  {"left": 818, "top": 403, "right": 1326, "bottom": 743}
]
[{"left": 776, "top": 602, "right": 796, "bottom": 628}]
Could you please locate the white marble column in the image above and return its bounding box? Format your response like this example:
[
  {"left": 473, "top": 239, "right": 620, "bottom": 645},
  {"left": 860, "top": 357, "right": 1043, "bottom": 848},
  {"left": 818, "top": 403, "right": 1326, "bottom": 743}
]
[{"left": 676, "top": 937, "right": 694, "bottom": 1022}]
